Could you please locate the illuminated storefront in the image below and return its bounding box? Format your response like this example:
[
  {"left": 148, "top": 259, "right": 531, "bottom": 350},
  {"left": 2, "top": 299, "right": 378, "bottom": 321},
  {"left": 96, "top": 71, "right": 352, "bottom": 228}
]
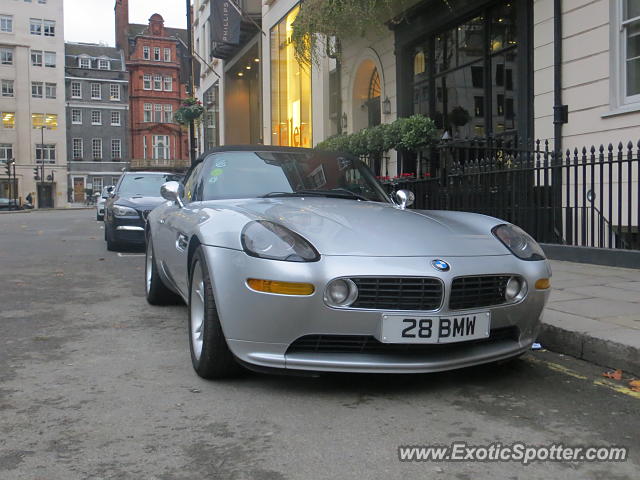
[{"left": 270, "top": 6, "right": 312, "bottom": 148}]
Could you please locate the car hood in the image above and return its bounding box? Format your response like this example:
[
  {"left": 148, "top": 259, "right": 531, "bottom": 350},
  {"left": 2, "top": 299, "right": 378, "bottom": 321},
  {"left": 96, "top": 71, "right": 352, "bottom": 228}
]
[
  {"left": 201, "top": 198, "right": 510, "bottom": 257},
  {"left": 114, "top": 196, "right": 167, "bottom": 210}
]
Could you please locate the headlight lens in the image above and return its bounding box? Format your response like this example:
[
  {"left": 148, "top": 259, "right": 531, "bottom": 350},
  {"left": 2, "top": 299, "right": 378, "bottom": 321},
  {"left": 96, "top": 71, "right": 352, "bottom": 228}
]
[
  {"left": 241, "top": 220, "right": 320, "bottom": 262},
  {"left": 324, "top": 279, "right": 359, "bottom": 307},
  {"left": 492, "top": 224, "right": 546, "bottom": 261},
  {"left": 112, "top": 204, "right": 139, "bottom": 217},
  {"left": 505, "top": 276, "right": 527, "bottom": 301}
]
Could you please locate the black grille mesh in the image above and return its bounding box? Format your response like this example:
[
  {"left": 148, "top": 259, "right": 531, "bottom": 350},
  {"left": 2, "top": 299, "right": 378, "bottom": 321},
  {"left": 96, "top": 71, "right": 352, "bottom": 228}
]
[
  {"left": 286, "top": 327, "right": 519, "bottom": 355},
  {"left": 449, "top": 275, "right": 511, "bottom": 310},
  {"left": 350, "top": 277, "right": 443, "bottom": 311}
]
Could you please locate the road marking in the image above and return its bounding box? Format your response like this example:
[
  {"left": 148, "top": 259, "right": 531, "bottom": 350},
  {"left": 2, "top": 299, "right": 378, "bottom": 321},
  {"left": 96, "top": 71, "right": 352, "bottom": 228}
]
[
  {"left": 525, "top": 356, "right": 640, "bottom": 400},
  {"left": 117, "top": 253, "right": 145, "bottom": 257}
]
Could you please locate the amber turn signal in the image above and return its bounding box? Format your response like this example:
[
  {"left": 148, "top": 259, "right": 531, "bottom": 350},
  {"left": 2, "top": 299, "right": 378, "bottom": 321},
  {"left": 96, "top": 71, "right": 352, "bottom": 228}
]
[
  {"left": 247, "top": 279, "right": 315, "bottom": 296},
  {"left": 535, "top": 278, "right": 551, "bottom": 290}
]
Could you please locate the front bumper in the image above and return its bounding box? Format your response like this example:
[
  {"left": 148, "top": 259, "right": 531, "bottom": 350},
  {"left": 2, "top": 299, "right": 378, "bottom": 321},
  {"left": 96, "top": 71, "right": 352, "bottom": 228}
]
[
  {"left": 110, "top": 215, "right": 145, "bottom": 244},
  {"left": 202, "top": 246, "right": 551, "bottom": 374}
]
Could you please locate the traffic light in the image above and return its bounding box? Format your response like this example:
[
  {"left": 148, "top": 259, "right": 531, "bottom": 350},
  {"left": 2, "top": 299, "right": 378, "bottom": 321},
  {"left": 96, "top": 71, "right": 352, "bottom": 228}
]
[
  {"left": 33, "top": 167, "right": 40, "bottom": 181},
  {"left": 4, "top": 161, "right": 10, "bottom": 176}
]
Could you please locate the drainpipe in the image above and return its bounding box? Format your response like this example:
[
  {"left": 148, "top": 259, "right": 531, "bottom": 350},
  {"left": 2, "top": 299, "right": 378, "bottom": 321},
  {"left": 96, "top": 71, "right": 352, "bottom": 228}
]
[{"left": 552, "top": 0, "right": 567, "bottom": 240}]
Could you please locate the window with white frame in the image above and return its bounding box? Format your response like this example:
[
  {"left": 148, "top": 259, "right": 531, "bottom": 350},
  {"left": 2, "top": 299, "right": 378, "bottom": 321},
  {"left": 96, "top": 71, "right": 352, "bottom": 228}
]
[
  {"left": 44, "top": 51, "right": 55, "bottom": 68},
  {"left": 92, "top": 177, "right": 103, "bottom": 193},
  {"left": 143, "top": 136, "right": 147, "bottom": 159},
  {"left": 71, "top": 109, "right": 82, "bottom": 124},
  {"left": 30, "top": 18, "right": 42, "bottom": 35},
  {"left": 153, "top": 75, "right": 162, "bottom": 90},
  {"left": 79, "top": 56, "right": 91, "bottom": 68},
  {"left": 43, "top": 20, "right": 55, "bottom": 36},
  {"left": 0, "top": 47, "right": 12, "bottom": 65},
  {"left": 1, "top": 80, "right": 14, "bottom": 97},
  {"left": 0, "top": 143, "right": 12, "bottom": 163},
  {"left": 98, "top": 59, "right": 110, "bottom": 70},
  {"left": 45, "top": 82, "right": 56, "bottom": 99},
  {"left": 111, "top": 139, "right": 122, "bottom": 159},
  {"left": 109, "top": 84, "right": 120, "bottom": 101},
  {"left": 163, "top": 105, "right": 173, "bottom": 123},
  {"left": 90, "top": 83, "right": 101, "bottom": 99},
  {"left": 111, "top": 111, "right": 121, "bottom": 126},
  {"left": 0, "top": 15, "right": 13, "bottom": 33},
  {"left": 31, "top": 49, "right": 42, "bottom": 66},
  {"left": 154, "top": 104, "right": 162, "bottom": 122},
  {"left": 163, "top": 76, "right": 172, "bottom": 92},
  {"left": 143, "top": 74, "right": 152, "bottom": 90},
  {"left": 143, "top": 103, "right": 152, "bottom": 122},
  {"left": 72, "top": 138, "right": 83, "bottom": 159},
  {"left": 31, "top": 82, "right": 43, "bottom": 98},
  {"left": 164, "top": 48, "right": 171, "bottom": 62},
  {"left": 152, "top": 135, "right": 170, "bottom": 160},
  {"left": 71, "top": 81, "right": 81, "bottom": 98},
  {"left": 92, "top": 139, "right": 102, "bottom": 159},
  {"left": 154, "top": 47, "right": 161, "bottom": 61},
  {"left": 91, "top": 110, "right": 102, "bottom": 125},
  {"left": 143, "top": 46, "right": 150, "bottom": 60},
  {"left": 613, "top": 1, "right": 640, "bottom": 107},
  {"left": 35, "top": 144, "right": 56, "bottom": 163}
]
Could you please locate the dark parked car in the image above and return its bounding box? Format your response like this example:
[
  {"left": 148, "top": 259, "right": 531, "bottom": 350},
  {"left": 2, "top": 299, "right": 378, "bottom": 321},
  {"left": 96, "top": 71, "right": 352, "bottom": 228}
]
[
  {"left": 0, "top": 198, "right": 21, "bottom": 211},
  {"left": 104, "top": 171, "right": 182, "bottom": 251}
]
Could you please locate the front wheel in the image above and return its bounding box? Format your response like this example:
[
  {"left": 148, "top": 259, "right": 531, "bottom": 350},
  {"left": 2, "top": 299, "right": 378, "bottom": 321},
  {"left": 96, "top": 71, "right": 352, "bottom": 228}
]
[
  {"left": 105, "top": 223, "right": 120, "bottom": 251},
  {"left": 188, "top": 247, "right": 241, "bottom": 379},
  {"left": 145, "top": 234, "right": 182, "bottom": 305}
]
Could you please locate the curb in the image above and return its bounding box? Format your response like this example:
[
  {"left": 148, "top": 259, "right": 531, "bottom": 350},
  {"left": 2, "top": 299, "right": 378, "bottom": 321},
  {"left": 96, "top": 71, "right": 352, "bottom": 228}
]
[
  {"left": 0, "top": 210, "right": 33, "bottom": 215},
  {"left": 538, "top": 320, "right": 640, "bottom": 377}
]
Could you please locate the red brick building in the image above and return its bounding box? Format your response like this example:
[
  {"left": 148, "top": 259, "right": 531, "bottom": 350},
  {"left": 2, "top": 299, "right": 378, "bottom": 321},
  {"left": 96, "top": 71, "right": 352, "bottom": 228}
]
[{"left": 115, "top": 0, "right": 190, "bottom": 170}]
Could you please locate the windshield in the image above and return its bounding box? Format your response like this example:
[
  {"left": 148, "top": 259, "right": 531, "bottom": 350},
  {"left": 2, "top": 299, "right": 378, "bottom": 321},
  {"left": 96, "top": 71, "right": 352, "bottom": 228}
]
[
  {"left": 117, "top": 174, "right": 181, "bottom": 197},
  {"left": 191, "top": 151, "right": 390, "bottom": 203}
]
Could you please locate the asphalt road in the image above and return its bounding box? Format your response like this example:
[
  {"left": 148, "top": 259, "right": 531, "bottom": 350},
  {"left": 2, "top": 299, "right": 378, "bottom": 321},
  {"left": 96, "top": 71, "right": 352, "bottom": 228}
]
[{"left": 1, "top": 209, "right": 639, "bottom": 480}]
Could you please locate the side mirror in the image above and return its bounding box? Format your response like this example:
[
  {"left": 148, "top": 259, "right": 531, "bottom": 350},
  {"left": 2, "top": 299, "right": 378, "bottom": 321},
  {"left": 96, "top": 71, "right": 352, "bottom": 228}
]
[
  {"left": 161, "top": 181, "right": 184, "bottom": 208},
  {"left": 106, "top": 186, "right": 115, "bottom": 196},
  {"left": 394, "top": 189, "right": 415, "bottom": 210}
]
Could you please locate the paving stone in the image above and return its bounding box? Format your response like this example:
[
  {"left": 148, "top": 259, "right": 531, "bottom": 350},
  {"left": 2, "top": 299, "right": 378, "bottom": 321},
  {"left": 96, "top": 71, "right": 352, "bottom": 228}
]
[
  {"left": 546, "top": 297, "right": 640, "bottom": 319},
  {"left": 563, "top": 285, "right": 640, "bottom": 303}
]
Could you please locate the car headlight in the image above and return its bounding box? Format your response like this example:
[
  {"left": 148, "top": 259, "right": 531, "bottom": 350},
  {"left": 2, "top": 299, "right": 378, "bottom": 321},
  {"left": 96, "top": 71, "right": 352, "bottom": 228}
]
[
  {"left": 112, "top": 204, "right": 139, "bottom": 217},
  {"left": 492, "top": 224, "right": 545, "bottom": 261},
  {"left": 241, "top": 220, "right": 320, "bottom": 262}
]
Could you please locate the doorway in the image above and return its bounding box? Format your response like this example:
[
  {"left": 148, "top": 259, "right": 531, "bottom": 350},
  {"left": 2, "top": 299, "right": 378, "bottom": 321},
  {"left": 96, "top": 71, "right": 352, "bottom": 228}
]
[
  {"left": 37, "top": 183, "right": 53, "bottom": 208},
  {"left": 73, "top": 177, "right": 85, "bottom": 203}
]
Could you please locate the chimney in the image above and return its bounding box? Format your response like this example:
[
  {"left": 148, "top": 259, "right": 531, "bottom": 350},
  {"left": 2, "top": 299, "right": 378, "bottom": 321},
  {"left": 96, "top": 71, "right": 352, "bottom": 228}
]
[{"left": 115, "top": 0, "right": 130, "bottom": 58}]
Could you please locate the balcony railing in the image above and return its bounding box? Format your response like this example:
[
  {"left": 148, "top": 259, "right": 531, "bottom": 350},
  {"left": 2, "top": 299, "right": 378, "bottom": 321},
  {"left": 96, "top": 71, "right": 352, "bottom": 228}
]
[{"left": 130, "top": 158, "right": 190, "bottom": 171}]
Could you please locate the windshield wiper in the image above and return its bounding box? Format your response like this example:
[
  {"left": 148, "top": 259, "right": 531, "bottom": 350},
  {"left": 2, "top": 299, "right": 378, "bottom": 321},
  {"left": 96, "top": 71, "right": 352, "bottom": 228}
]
[{"left": 262, "top": 189, "right": 367, "bottom": 201}]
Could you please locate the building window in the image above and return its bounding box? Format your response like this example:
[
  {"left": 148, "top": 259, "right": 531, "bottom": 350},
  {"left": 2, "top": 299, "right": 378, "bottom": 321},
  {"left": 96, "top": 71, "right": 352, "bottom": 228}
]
[
  {"left": 163, "top": 76, "right": 172, "bottom": 92},
  {"left": 143, "top": 74, "right": 152, "bottom": 90},
  {"left": 30, "top": 18, "right": 42, "bottom": 35},
  {"left": 92, "top": 177, "right": 103, "bottom": 193},
  {"left": 153, "top": 75, "right": 162, "bottom": 91},
  {"left": 44, "top": 51, "right": 56, "bottom": 68},
  {"left": 98, "top": 59, "right": 110, "bottom": 70},
  {"left": 45, "top": 82, "right": 56, "bottom": 99},
  {"left": 43, "top": 20, "right": 55, "bottom": 36},
  {"left": 270, "top": 6, "right": 312, "bottom": 147},
  {"left": 152, "top": 135, "right": 170, "bottom": 160},
  {"left": 35, "top": 144, "right": 56, "bottom": 163},
  {"left": 154, "top": 47, "right": 161, "bottom": 61},
  {"left": 2, "top": 112, "right": 15, "bottom": 129},
  {"left": 111, "top": 139, "right": 122, "bottom": 159},
  {"left": 92, "top": 139, "right": 102, "bottom": 160},
  {"left": 0, "top": 144, "right": 13, "bottom": 163},
  {"left": 31, "top": 50, "right": 42, "bottom": 66},
  {"left": 0, "top": 15, "right": 13, "bottom": 33},
  {"left": 71, "top": 81, "right": 81, "bottom": 98},
  {"left": 163, "top": 105, "right": 173, "bottom": 123},
  {"left": 109, "top": 84, "right": 120, "bottom": 101},
  {"left": 143, "top": 136, "right": 147, "bottom": 159},
  {"left": 0, "top": 47, "right": 12, "bottom": 65},
  {"left": 143, "top": 46, "right": 150, "bottom": 60},
  {"left": 615, "top": 1, "right": 640, "bottom": 105},
  {"left": 72, "top": 138, "right": 83, "bottom": 159},
  {"left": 154, "top": 104, "right": 162, "bottom": 122},
  {"left": 91, "top": 83, "right": 101, "bottom": 100},
  {"left": 78, "top": 56, "right": 90, "bottom": 68},
  {"left": 111, "top": 111, "right": 121, "bottom": 126},
  {"left": 91, "top": 110, "right": 102, "bottom": 125},
  {"left": 31, "top": 82, "right": 43, "bottom": 98},
  {"left": 32, "top": 113, "right": 58, "bottom": 130},
  {"left": 1, "top": 80, "right": 14, "bottom": 97},
  {"left": 71, "top": 109, "right": 82, "bottom": 124},
  {"left": 164, "top": 48, "right": 171, "bottom": 62},
  {"left": 143, "top": 103, "right": 152, "bottom": 122}
]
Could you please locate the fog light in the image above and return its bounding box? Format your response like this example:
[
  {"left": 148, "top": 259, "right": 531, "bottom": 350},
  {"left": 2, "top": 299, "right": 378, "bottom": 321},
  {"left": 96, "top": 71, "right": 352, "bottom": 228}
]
[
  {"left": 505, "top": 276, "right": 526, "bottom": 301},
  {"left": 535, "top": 278, "right": 551, "bottom": 290},
  {"left": 324, "top": 279, "right": 358, "bottom": 307},
  {"left": 247, "top": 279, "right": 314, "bottom": 296}
]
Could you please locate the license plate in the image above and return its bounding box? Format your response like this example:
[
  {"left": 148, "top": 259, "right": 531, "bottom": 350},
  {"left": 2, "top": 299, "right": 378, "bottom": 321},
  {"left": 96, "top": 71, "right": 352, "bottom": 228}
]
[{"left": 379, "top": 312, "right": 491, "bottom": 344}]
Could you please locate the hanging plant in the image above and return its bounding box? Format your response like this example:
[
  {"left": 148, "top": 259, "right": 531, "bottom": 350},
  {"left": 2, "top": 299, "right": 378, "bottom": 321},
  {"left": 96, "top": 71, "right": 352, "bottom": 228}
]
[{"left": 174, "top": 97, "right": 205, "bottom": 126}]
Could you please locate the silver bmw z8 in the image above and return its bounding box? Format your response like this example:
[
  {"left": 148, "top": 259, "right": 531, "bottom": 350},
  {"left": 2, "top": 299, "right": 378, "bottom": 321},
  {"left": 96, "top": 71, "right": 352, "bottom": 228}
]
[{"left": 145, "top": 146, "right": 551, "bottom": 379}]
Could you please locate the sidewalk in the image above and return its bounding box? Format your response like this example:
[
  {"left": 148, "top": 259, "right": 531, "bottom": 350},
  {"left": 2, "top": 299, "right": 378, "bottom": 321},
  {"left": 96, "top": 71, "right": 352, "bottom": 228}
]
[{"left": 540, "top": 260, "right": 640, "bottom": 376}]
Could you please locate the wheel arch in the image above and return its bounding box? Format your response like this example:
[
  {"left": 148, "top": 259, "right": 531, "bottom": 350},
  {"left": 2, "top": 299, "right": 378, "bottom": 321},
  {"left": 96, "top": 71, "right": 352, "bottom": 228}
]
[{"left": 187, "top": 234, "right": 203, "bottom": 284}]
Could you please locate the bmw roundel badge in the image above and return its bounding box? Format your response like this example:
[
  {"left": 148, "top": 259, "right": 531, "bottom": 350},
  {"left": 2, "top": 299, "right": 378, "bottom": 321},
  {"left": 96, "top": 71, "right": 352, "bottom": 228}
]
[{"left": 431, "top": 259, "right": 450, "bottom": 272}]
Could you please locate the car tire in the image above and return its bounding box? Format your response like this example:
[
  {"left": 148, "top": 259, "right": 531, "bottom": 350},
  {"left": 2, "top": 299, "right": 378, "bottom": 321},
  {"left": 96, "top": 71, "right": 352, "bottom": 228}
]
[
  {"left": 105, "top": 223, "right": 121, "bottom": 251},
  {"left": 188, "top": 247, "right": 241, "bottom": 379},
  {"left": 96, "top": 213, "right": 104, "bottom": 221},
  {"left": 145, "top": 234, "right": 181, "bottom": 306}
]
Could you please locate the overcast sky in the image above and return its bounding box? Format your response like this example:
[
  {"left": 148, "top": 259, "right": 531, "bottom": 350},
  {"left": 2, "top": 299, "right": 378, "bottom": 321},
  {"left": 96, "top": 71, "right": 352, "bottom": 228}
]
[{"left": 64, "top": 0, "right": 187, "bottom": 46}]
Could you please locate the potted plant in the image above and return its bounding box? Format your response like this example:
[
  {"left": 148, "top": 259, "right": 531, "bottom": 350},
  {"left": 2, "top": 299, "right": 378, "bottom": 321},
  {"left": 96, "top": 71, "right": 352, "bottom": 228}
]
[{"left": 174, "top": 98, "right": 205, "bottom": 125}]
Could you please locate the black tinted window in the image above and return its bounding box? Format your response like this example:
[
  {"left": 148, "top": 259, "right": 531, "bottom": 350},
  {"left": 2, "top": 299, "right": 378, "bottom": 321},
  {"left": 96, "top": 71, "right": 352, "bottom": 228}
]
[{"left": 117, "top": 174, "right": 181, "bottom": 197}]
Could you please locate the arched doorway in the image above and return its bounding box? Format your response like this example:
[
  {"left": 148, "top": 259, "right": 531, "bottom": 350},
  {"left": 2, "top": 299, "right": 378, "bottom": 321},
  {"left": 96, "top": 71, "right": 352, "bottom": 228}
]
[
  {"left": 351, "top": 59, "right": 382, "bottom": 132},
  {"left": 365, "top": 67, "right": 381, "bottom": 128}
]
